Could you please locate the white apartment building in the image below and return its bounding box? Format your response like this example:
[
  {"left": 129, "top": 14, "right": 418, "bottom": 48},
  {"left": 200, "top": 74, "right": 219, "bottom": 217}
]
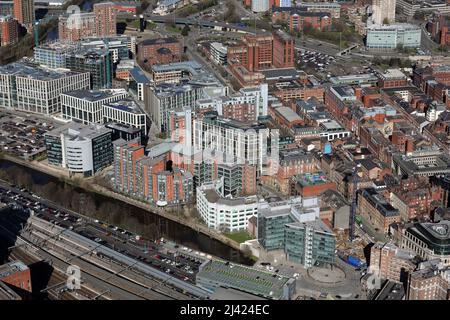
[
  {"left": 193, "top": 113, "right": 277, "bottom": 174},
  {"left": 0, "top": 62, "right": 90, "bottom": 115},
  {"left": 195, "top": 83, "right": 269, "bottom": 121},
  {"left": 61, "top": 89, "right": 128, "bottom": 124},
  {"left": 210, "top": 42, "right": 228, "bottom": 65},
  {"left": 196, "top": 179, "right": 261, "bottom": 232}
]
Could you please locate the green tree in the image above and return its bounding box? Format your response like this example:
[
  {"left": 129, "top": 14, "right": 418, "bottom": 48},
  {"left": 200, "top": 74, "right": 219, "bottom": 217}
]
[
  {"left": 383, "top": 17, "right": 390, "bottom": 25},
  {"left": 181, "top": 24, "right": 191, "bottom": 36}
]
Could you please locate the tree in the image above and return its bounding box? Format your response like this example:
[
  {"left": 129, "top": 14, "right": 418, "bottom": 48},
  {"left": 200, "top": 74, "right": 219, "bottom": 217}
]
[
  {"left": 181, "top": 24, "right": 190, "bottom": 36},
  {"left": 383, "top": 17, "right": 390, "bottom": 25}
]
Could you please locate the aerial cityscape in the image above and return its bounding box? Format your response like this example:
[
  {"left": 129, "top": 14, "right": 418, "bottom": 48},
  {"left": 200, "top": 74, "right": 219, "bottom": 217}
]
[{"left": 0, "top": 0, "right": 450, "bottom": 305}]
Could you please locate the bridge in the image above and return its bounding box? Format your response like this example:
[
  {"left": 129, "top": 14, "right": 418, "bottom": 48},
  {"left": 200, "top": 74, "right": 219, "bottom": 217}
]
[
  {"left": 145, "top": 15, "right": 258, "bottom": 34},
  {"left": 336, "top": 43, "right": 360, "bottom": 56}
]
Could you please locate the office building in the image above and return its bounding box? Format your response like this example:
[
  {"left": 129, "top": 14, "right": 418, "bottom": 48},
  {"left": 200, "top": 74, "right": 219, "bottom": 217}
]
[
  {"left": 93, "top": 2, "right": 117, "bottom": 37},
  {"left": 284, "top": 219, "right": 335, "bottom": 268},
  {"left": 13, "top": 0, "right": 34, "bottom": 31},
  {"left": 0, "top": 61, "right": 90, "bottom": 114},
  {"left": 129, "top": 66, "right": 150, "bottom": 101},
  {"left": 137, "top": 37, "right": 183, "bottom": 65},
  {"left": 272, "top": 29, "right": 294, "bottom": 68},
  {"left": 64, "top": 48, "right": 113, "bottom": 90},
  {"left": 45, "top": 122, "right": 113, "bottom": 176},
  {"left": 61, "top": 89, "right": 128, "bottom": 124},
  {"left": 196, "top": 179, "right": 260, "bottom": 232},
  {"left": 372, "top": 0, "right": 396, "bottom": 25},
  {"left": 365, "top": 24, "right": 421, "bottom": 49},
  {"left": 197, "top": 259, "right": 295, "bottom": 300},
  {"left": 226, "top": 30, "right": 299, "bottom": 75},
  {"left": 258, "top": 197, "right": 335, "bottom": 268},
  {"left": 400, "top": 220, "right": 450, "bottom": 266},
  {"left": 0, "top": 15, "right": 18, "bottom": 46},
  {"left": 392, "top": 149, "right": 450, "bottom": 177},
  {"left": 396, "top": 0, "right": 450, "bottom": 18},
  {"left": 103, "top": 98, "right": 148, "bottom": 135},
  {"left": 358, "top": 188, "right": 400, "bottom": 234}
]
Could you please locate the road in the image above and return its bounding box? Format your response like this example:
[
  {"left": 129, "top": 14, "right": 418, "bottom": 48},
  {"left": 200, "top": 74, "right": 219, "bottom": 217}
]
[{"left": 420, "top": 22, "right": 439, "bottom": 53}]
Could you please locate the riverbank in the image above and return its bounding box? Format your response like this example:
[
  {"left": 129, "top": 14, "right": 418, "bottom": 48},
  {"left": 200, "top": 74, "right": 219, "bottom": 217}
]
[{"left": 0, "top": 153, "right": 245, "bottom": 253}]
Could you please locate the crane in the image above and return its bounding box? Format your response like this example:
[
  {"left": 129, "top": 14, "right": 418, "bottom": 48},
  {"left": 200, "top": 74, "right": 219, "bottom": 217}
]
[{"left": 349, "top": 164, "right": 361, "bottom": 242}]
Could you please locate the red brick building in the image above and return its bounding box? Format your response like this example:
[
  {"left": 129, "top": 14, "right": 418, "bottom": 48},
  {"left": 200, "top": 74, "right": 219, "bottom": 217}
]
[
  {"left": 138, "top": 37, "right": 183, "bottom": 65},
  {"left": 261, "top": 150, "right": 319, "bottom": 195},
  {"left": 0, "top": 15, "right": 19, "bottom": 46},
  {"left": 13, "top": 0, "right": 33, "bottom": 32},
  {"left": 294, "top": 172, "right": 336, "bottom": 197},
  {"left": 94, "top": 2, "right": 117, "bottom": 37},
  {"left": 408, "top": 267, "right": 450, "bottom": 300},
  {"left": 377, "top": 69, "right": 408, "bottom": 88},
  {"left": 272, "top": 29, "right": 294, "bottom": 68},
  {"left": 369, "top": 242, "right": 415, "bottom": 283},
  {"left": 58, "top": 13, "right": 97, "bottom": 42},
  {"left": 228, "top": 33, "right": 274, "bottom": 72},
  {"left": 0, "top": 261, "right": 32, "bottom": 295},
  {"left": 427, "top": 14, "right": 450, "bottom": 46},
  {"left": 272, "top": 8, "right": 332, "bottom": 33}
]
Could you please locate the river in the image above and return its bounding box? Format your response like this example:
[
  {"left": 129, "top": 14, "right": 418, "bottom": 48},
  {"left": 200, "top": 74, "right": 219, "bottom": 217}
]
[{"left": 0, "top": 159, "right": 254, "bottom": 265}]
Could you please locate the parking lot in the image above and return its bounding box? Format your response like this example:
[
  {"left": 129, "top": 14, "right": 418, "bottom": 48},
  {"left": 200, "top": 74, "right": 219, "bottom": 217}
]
[
  {"left": 0, "top": 111, "right": 62, "bottom": 160},
  {"left": 0, "top": 182, "right": 207, "bottom": 285}
]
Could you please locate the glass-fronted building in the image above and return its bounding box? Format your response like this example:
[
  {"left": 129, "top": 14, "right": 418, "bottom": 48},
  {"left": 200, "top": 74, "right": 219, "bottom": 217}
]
[{"left": 258, "top": 198, "right": 336, "bottom": 268}]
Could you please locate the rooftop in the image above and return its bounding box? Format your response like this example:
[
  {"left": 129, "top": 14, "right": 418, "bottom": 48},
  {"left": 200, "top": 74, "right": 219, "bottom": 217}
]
[
  {"left": 0, "top": 61, "right": 83, "bottom": 80},
  {"left": 274, "top": 106, "right": 302, "bottom": 123},
  {"left": 45, "top": 122, "right": 111, "bottom": 141},
  {"left": 63, "top": 89, "right": 128, "bottom": 102},
  {"left": 197, "top": 260, "right": 293, "bottom": 300},
  {"left": 104, "top": 98, "right": 145, "bottom": 115},
  {"left": 374, "top": 281, "right": 405, "bottom": 300},
  {"left": 0, "top": 261, "right": 28, "bottom": 280},
  {"left": 129, "top": 67, "right": 150, "bottom": 83},
  {"left": 297, "top": 172, "right": 330, "bottom": 187}
]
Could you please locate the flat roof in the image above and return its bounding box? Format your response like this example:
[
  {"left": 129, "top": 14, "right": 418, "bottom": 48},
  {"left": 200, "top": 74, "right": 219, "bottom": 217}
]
[
  {"left": 63, "top": 89, "right": 128, "bottom": 102},
  {"left": 45, "top": 122, "right": 111, "bottom": 140},
  {"left": 104, "top": 98, "right": 145, "bottom": 115},
  {"left": 0, "top": 261, "right": 28, "bottom": 279},
  {"left": 210, "top": 287, "right": 267, "bottom": 300},
  {"left": 130, "top": 67, "right": 150, "bottom": 83},
  {"left": 274, "top": 106, "right": 302, "bottom": 123},
  {"left": 197, "top": 260, "right": 292, "bottom": 300},
  {"left": 0, "top": 61, "right": 83, "bottom": 80}
]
